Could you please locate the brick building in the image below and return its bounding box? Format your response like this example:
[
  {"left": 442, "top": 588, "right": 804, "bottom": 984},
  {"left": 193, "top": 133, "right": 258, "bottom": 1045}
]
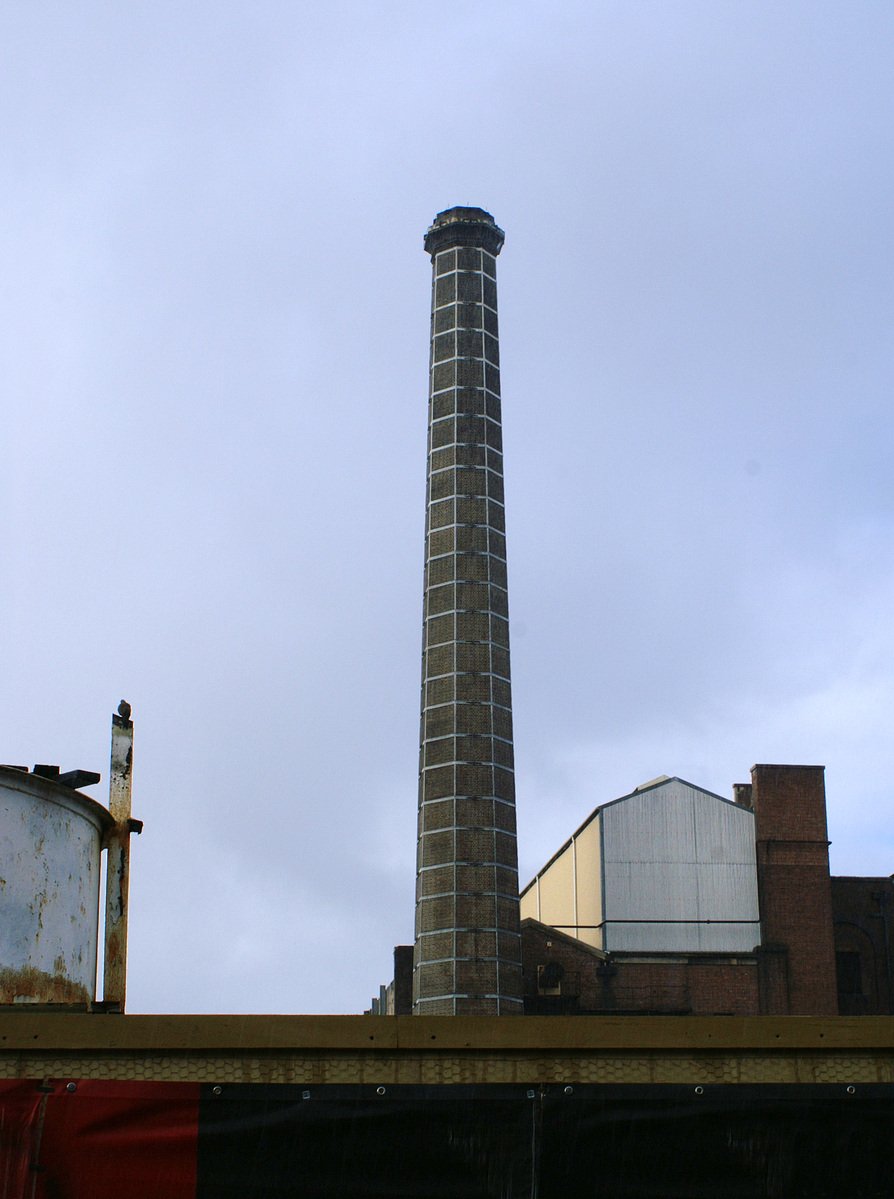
[{"left": 519, "top": 764, "right": 887, "bottom": 1017}]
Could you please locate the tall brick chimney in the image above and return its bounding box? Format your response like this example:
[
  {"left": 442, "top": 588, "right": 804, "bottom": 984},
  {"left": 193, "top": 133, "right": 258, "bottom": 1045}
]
[
  {"left": 413, "top": 207, "right": 523, "bottom": 1015},
  {"left": 751, "top": 764, "right": 838, "bottom": 1015}
]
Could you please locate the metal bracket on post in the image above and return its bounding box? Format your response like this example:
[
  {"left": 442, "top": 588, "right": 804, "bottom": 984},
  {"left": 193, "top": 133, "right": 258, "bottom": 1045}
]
[{"left": 103, "top": 700, "right": 139, "bottom": 1011}]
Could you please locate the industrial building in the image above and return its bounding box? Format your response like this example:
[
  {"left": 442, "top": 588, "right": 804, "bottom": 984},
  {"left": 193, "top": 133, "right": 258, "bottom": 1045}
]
[
  {"left": 3, "top": 208, "right": 894, "bottom": 1194},
  {"left": 382, "top": 207, "right": 894, "bottom": 1020},
  {"left": 519, "top": 765, "right": 894, "bottom": 1018},
  {"left": 520, "top": 765, "right": 842, "bottom": 1017},
  {"left": 383, "top": 762, "right": 894, "bottom": 1018}
]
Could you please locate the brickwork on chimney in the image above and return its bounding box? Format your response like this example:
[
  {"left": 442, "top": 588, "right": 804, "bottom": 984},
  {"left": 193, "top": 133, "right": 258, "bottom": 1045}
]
[
  {"left": 751, "top": 764, "right": 838, "bottom": 1015},
  {"left": 413, "top": 208, "right": 523, "bottom": 1015}
]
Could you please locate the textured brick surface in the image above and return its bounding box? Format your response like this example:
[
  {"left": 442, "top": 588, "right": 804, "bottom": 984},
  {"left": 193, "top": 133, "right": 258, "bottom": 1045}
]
[
  {"left": 522, "top": 920, "right": 761, "bottom": 1016},
  {"left": 414, "top": 208, "right": 522, "bottom": 1016},
  {"left": 751, "top": 764, "right": 838, "bottom": 1015}
]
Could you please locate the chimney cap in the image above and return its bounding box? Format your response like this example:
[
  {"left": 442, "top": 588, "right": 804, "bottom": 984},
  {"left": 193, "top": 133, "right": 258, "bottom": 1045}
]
[{"left": 424, "top": 207, "right": 504, "bottom": 257}]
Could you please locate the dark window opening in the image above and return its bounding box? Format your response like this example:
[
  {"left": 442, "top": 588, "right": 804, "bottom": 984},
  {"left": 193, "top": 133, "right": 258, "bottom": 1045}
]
[{"left": 836, "top": 950, "right": 863, "bottom": 995}]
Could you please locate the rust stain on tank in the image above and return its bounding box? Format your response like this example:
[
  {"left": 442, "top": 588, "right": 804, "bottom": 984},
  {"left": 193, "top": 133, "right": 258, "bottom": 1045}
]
[{"left": 0, "top": 965, "right": 91, "bottom": 1005}]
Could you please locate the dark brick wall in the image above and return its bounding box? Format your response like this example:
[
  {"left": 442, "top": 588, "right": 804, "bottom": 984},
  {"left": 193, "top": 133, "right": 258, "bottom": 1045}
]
[
  {"left": 521, "top": 920, "right": 760, "bottom": 1016},
  {"left": 832, "top": 876, "right": 894, "bottom": 1015},
  {"left": 393, "top": 945, "right": 414, "bottom": 1016}
]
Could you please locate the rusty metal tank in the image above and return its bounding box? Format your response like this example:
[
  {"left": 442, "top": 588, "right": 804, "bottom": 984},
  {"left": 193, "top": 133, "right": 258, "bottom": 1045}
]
[{"left": 0, "top": 765, "right": 113, "bottom": 1005}]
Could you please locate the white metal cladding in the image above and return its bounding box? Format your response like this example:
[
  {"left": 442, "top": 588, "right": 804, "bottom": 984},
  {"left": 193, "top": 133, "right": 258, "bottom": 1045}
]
[
  {"left": 0, "top": 770, "right": 108, "bottom": 1001},
  {"left": 601, "top": 779, "right": 760, "bottom": 952}
]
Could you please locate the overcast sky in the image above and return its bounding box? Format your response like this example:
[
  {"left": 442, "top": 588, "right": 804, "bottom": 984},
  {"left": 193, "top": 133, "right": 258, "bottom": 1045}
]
[{"left": 2, "top": 1, "right": 893, "bottom": 1014}]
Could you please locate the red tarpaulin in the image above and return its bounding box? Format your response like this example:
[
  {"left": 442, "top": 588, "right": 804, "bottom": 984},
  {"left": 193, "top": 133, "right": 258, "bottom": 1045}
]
[{"left": 0, "top": 1080, "right": 198, "bottom": 1199}]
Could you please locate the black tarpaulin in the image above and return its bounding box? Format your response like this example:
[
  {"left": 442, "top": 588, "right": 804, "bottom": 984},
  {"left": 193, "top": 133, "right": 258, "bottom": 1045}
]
[{"left": 195, "top": 1083, "right": 894, "bottom": 1198}]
